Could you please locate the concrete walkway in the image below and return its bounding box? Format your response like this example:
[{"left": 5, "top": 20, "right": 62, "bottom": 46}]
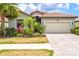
[
  {"left": 46, "top": 34, "right": 79, "bottom": 56},
  {"left": 0, "top": 44, "right": 52, "bottom": 50}
]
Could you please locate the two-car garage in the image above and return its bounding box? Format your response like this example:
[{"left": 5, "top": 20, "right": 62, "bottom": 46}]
[
  {"left": 40, "top": 12, "right": 78, "bottom": 34},
  {"left": 41, "top": 17, "right": 77, "bottom": 33},
  {"left": 45, "top": 22, "right": 72, "bottom": 33}
]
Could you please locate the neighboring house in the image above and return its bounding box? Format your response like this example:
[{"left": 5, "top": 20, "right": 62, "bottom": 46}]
[
  {"left": 0, "top": 10, "right": 78, "bottom": 33},
  {"left": 0, "top": 15, "right": 8, "bottom": 28}
]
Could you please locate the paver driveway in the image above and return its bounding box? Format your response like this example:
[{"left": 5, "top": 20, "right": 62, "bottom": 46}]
[{"left": 46, "top": 34, "right": 79, "bottom": 56}]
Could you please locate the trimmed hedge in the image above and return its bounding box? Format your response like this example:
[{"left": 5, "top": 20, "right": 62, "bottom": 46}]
[{"left": 71, "top": 27, "right": 79, "bottom": 35}]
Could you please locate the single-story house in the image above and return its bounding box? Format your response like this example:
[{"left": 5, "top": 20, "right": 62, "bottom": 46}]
[{"left": 0, "top": 10, "right": 78, "bottom": 33}]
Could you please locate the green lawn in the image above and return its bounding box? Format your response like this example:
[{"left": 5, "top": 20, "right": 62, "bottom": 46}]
[
  {"left": 0, "top": 49, "right": 54, "bottom": 56},
  {"left": 0, "top": 37, "right": 48, "bottom": 44}
]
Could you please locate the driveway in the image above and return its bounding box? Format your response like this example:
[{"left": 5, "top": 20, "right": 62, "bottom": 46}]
[{"left": 46, "top": 34, "right": 79, "bottom": 56}]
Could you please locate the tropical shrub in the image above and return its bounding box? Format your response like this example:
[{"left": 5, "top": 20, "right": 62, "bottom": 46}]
[
  {"left": 24, "top": 28, "right": 33, "bottom": 36},
  {"left": 34, "top": 22, "right": 45, "bottom": 35},
  {"left": 5, "top": 28, "right": 17, "bottom": 37},
  {"left": 71, "top": 27, "right": 79, "bottom": 35},
  {"left": 23, "top": 16, "right": 45, "bottom": 37}
]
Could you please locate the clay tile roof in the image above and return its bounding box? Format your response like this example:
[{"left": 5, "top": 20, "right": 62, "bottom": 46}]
[
  {"left": 30, "top": 10, "right": 78, "bottom": 18},
  {"left": 31, "top": 10, "right": 77, "bottom": 18},
  {"left": 41, "top": 12, "right": 78, "bottom": 18}
]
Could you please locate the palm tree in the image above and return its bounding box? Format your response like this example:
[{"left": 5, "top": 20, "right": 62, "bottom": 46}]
[{"left": 0, "top": 3, "right": 19, "bottom": 37}]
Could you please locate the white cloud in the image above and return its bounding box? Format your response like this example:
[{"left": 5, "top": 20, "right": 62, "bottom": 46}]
[
  {"left": 75, "top": 3, "right": 79, "bottom": 10},
  {"left": 29, "top": 4, "right": 37, "bottom": 10},
  {"left": 57, "top": 3, "right": 70, "bottom": 9},
  {"left": 57, "top": 4, "right": 63, "bottom": 8},
  {"left": 18, "top": 3, "right": 70, "bottom": 13},
  {"left": 43, "top": 3, "right": 58, "bottom": 6},
  {"left": 35, "top": 3, "right": 57, "bottom": 12},
  {"left": 37, "top": 4, "right": 42, "bottom": 11},
  {"left": 18, "top": 3, "right": 28, "bottom": 11},
  {"left": 18, "top": 3, "right": 37, "bottom": 13},
  {"left": 64, "top": 3, "right": 70, "bottom": 9}
]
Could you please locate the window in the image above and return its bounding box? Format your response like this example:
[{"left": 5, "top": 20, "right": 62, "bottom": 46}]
[
  {"left": 17, "top": 19, "right": 23, "bottom": 28},
  {"left": 35, "top": 16, "right": 41, "bottom": 24}
]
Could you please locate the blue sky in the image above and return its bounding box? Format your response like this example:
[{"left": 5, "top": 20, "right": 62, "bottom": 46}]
[{"left": 18, "top": 3, "right": 79, "bottom": 16}]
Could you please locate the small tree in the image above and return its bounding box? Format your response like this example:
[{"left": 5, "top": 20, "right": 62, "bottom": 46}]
[{"left": 0, "top": 3, "right": 19, "bottom": 37}]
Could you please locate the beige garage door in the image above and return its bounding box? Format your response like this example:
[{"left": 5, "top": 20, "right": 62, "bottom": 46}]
[{"left": 45, "top": 22, "right": 72, "bottom": 33}]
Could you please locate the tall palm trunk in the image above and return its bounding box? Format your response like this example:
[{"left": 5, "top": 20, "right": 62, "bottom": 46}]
[{"left": 1, "top": 14, "right": 5, "bottom": 37}]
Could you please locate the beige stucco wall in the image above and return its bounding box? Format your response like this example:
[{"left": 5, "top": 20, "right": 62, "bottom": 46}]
[
  {"left": 8, "top": 19, "right": 17, "bottom": 29},
  {"left": 75, "top": 17, "right": 79, "bottom": 27},
  {"left": 41, "top": 17, "right": 75, "bottom": 27},
  {"left": 41, "top": 17, "right": 75, "bottom": 22},
  {"left": 75, "top": 22, "right": 79, "bottom": 27}
]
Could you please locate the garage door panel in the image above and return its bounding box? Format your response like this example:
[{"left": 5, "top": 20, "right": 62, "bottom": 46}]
[{"left": 45, "top": 22, "right": 71, "bottom": 33}]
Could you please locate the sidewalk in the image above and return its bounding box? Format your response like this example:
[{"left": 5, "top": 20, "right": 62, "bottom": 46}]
[{"left": 0, "top": 44, "right": 52, "bottom": 50}]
